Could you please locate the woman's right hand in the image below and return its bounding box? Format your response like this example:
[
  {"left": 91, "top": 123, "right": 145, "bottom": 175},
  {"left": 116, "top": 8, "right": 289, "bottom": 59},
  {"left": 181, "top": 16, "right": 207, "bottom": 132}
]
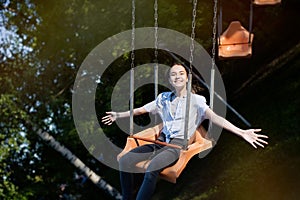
[{"left": 101, "top": 111, "right": 117, "bottom": 125}]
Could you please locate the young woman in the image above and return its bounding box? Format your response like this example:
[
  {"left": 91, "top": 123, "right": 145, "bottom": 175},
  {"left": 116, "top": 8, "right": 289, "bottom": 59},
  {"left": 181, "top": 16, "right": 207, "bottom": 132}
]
[{"left": 102, "top": 63, "right": 268, "bottom": 200}]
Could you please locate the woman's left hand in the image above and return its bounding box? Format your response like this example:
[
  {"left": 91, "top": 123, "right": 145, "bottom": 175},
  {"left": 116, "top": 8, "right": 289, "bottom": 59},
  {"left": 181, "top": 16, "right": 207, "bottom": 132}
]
[{"left": 242, "top": 129, "right": 268, "bottom": 148}]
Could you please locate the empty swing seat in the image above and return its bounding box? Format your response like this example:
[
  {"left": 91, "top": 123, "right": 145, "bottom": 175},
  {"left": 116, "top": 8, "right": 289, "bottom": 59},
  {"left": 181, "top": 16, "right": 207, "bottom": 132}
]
[
  {"left": 253, "top": 0, "right": 281, "bottom": 5},
  {"left": 117, "top": 124, "right": 213, "bottom": 183},
  {"left": 218, "top": 21, "right": 254, "bottom": 59}
]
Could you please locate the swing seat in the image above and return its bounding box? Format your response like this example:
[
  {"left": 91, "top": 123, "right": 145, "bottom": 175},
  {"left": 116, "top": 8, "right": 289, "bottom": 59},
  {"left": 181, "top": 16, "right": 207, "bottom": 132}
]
[
  {"left": 218, "top": 21, "right": 254, "bottom": 59},
  {"left": 253, "top": 0, "right": 281, "bottom": 5},
  {"left": 117, "top": 124, "right": 213, "bottom": 183}
]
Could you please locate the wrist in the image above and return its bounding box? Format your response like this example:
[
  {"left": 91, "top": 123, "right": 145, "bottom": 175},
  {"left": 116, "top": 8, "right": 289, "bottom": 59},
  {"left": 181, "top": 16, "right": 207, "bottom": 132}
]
[{"left": 239, "top": 129, "right": 246, "bottom": 137}]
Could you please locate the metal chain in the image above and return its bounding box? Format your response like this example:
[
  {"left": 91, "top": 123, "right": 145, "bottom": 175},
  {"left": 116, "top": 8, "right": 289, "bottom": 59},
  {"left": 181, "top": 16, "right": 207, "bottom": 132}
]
[
  {"left": 154, "top": 0, "right": 158, "bottom": 61},
  {"left": 154, "top": 0, "right": 158, "bottom": 98},
  {"left": 189, "top": 0, "right": 197, "bottom": 72},
  {"left": 210, "top": 0, "right": 218, "bottom": 112},
  {"left": 208, "top": 0, "right": 218, "bottom": 140},
  {"left": 184, "top": 0, "right": 198, "bottom": 150},
  {"left": 154, "top": 0, "right": 159, "bottom": 125},
  {"left": 154, "top": 0, "right": 158, "bottom": 99},
  {"left": 249, "top": 1, "right": 253, "bottom": 44},
  {"left": 130, "top": 0, "right": 135, "bottom": 135},
  {"left": 212, "top": 0, "right": 218, "bottom": 70},
  {"left": 131, "top": 0, "right": 135, "bottom": 69}
]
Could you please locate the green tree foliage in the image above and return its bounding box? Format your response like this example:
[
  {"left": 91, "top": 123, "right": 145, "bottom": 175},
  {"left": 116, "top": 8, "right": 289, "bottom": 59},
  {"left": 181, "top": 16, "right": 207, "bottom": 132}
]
[
  {"left": 0, "top": 94, "right": 32, "bottom": 199},
  {"left": 1, "top": 0, "right": 300, "bottom": 199}
]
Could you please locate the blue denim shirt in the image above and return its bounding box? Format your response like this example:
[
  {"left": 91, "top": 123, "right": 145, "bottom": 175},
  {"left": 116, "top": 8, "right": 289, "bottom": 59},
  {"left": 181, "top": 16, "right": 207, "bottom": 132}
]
[{"left": 143, "top": 92, "right": 209, "bottom": 143}]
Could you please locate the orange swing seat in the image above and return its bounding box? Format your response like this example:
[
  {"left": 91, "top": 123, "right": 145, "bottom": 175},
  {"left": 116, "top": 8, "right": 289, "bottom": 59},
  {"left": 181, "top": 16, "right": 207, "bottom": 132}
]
[
  {"left": 117, "top": 124, "right": 213, "bottom": 183},
  {"left": 218, "top": 21, "right": 254, "bottom": 59},
  {"left": 253, "top": 0, "right": 281, "bottom": 5}
]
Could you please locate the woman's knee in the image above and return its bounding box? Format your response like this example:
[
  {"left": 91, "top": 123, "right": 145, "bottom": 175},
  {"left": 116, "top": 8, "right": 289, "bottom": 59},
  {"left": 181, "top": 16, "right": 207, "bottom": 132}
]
[
  {"left": 118, "top": 152, "right": 133, "bottom": 169},
  {"left": 144, "top": 169, "right": 161, "bottom": 181}
]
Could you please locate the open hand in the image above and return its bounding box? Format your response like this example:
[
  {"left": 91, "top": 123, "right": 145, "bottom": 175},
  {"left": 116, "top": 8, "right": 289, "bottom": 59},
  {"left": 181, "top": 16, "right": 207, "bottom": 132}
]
[
  {"left": 242, "top": 129, "right": 268, "bottom": 148},
  {"left": 101, "top": 111, "right": 117, "bottom": 125}
]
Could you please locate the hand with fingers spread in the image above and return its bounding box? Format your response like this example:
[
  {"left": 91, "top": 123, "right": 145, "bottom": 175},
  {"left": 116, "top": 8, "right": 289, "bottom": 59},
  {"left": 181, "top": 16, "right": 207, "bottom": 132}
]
[
  {"left": 242, "top": 129, "right": 268, "bottom": 149},
  {"left": 101, "top": 108, "right": 147, "bottom": 126},
  {"left": 204, "top": 108, "right": 269, "bottom": 148},
  {"left": 101, "top": 111, "right": 117, "bottom": 125}
]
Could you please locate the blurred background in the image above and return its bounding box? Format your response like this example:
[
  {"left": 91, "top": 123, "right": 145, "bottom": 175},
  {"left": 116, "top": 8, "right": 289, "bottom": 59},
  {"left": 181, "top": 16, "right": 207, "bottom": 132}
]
[{"left": 1, "top": 0, "right": 299, "bottom": 199}]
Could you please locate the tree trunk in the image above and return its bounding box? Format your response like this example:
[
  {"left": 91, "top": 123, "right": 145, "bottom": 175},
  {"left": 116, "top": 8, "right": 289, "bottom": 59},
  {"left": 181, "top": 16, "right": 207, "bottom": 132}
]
[{"left": 37, "top": 130, "right": 122, "bottom": 200}]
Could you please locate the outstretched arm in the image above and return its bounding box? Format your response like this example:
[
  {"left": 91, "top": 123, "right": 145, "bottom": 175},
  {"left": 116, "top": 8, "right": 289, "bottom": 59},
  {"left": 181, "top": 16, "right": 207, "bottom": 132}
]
[
  {"left": 101, "top": 107, "right": 148, "bottom": 125},
  {"left": 205, "top": 108, "right": 268, "bottom": 148}
]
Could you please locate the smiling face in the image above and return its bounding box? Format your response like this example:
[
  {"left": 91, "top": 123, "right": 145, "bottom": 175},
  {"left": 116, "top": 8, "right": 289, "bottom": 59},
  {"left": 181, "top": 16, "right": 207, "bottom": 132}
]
[{"left": 168, "top": 64, "right": 188, "bottom": 90}]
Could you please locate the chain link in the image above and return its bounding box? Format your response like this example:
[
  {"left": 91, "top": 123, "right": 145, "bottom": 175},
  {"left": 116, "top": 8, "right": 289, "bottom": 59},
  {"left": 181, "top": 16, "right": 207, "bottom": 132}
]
[
  {"left": 212, "top": 0, "right": 218, "bottom": 70},
  {"left": 154, "top": 0, "right": 158, "bottom": 60},
  {"left": 183, "top": 0, "right": 198, "bottom": 149},
  {"left": 189, "top": 0, "right": 197, "bottom": 71},
  {"left": 130, "top": 0, "right": 136, "bottom": 135},
  {"left": 131, "top": 0, "right": 135, "bottom": 69},
  {"left": 209, "top": 0, "right": 218, "bottom": 126},
  {"left": 154, "top": 0, "right": 159, "bottom": 101}
]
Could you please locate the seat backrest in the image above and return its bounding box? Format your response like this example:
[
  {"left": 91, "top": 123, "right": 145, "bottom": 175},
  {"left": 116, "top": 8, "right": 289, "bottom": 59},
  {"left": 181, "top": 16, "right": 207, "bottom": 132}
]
[
  {"left": 188, "top": 125, "right": 208, "bottom": 145},
  {"left": 219, "top": 21, "right": 251, "bottom": 45},
  {"left": 253, "top": 0, "right": 281, "bottom": 5}
]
